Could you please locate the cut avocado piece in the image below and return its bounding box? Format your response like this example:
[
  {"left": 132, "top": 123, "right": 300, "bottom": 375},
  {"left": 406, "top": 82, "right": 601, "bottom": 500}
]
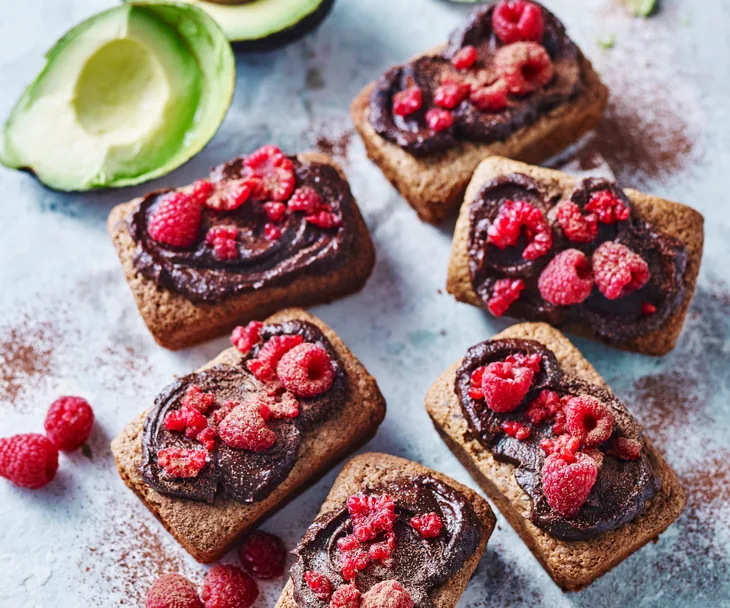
[
  {"left": 0, "top": 2, "right": 234, "bottom": 191},
  {"left": 135, "top": 0, "right": 335, "bottom": 48}
]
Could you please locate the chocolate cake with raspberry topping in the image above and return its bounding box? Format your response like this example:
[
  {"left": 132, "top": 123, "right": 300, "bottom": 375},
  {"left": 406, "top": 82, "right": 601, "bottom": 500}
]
[
  {"left": 108, "top": 149, "right": 375, "bottom": 349},
  {"left": 275, "top": 453, "right": 496, "bottom": 608},
  {"left": 448, "top": 157, "right": 704, "bottom": 355},
  {"left": 426, "top": 322, "right": 687, "bottom": 590},
  {"left": 352, "top": 1, "right": 608, "bottom": 222}
]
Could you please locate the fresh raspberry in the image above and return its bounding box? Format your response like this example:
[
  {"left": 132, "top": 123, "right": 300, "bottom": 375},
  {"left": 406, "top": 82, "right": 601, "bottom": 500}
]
[
  {"left": 607, "top": 436, "right": 642, "bottom": 461},
  {"left": 183, "top": 407, "right": 208, "bottom": 440},
  {"left": 218, "top": 402, "right": 276, "bottom": 452},
  {"left": 244, "top": 145, "right": 296, "bottom": 202},
  {"left": 196, "top": 427, "right": 217, "bottom": 451},
  {"left": 340, "top": 548, "right": 370, "bottom": 582},
  {"left": 148, "top": 192, "right": 202, "bottom": 248},
  {"left": 304, "top": 571, "right": 333, "bottom": 601},
  {"left": 538, "top": 249, "right": 594, "bottom": 305},
  {"left": 201, "top": 565, "right": 258, "bottom": 608},
  {"left": 480, "top": 361, "right": 534, "bottom": 413},
  {"left": 212, "top": 400, "right": 238, "bottom": 427},
  {"left": 541, "top": 452, "right": 598, "bottom": 517},
  {"left": 593, "top": 241, "right": 650, "bottom": 300},
  {"left": 238, "top": 531, "right": 286, "bottom": 580},
  {"left": 329, "top": 584, "right": 361, "bottom": 608},
  {"left": 157, "top": 448, "right": 207, "bottom": 478},
  {"left": 189, "top": 179, "right": 215, "bottom": 206},
  {"left": 368, "top": 531, "right": 396, "bottom": 562},
  {"left": 470, "top": 80, "right": 509, "bottom": 112},
  {"left": 289, "top": 186, "right": 323, "bottom": 214},
  {"left": 265, "top": 391, "right": 299, "bottom": 419},
  {"left": 181, "top": 385, "right": 216, "bottom": 413},
  {"left": 206, "top": 180, "right": 251, "bottom": 211},
  {"left": 44, "top": 396, "right": 94, "bottom": 451},
  {"left": 487, "top": 200, "right": 552, "bottom": 260},
  {"left": 425, "top": 108, "right": 454, "bottom": 132},
  {"left": 642, "top": 302, "right": 657, "bottom": 316},
  {"left": 434, "top": 80, "right": 471, "bottom": 109},
  {"left": 264, "top": 223, "right": 282, "bottom": 241},
  {"left": 552, "top": 410, "right": 567, "bottom": 435},
  {"left": 146, "top": 573, "right": 203, "bottom": 608},
  {"left": 488, "top": 278, "right": 524, "bottom": 317},
  {"left": 492, "top": 0, "right": 545, "bottom": 44},
  {"left": 452, "top": 45, "right": 478, "bottom": 70},
  {"left": 337, "top": 535, "right": 361, "bottom": 553},
  {"left": 392, "top": 87, "right": 422, "bottom": 116},
  {"left": 410, "top": 512, "right": 443, "bottom": 538},
  {"left": 555, "top": 200, "right": 598, "bottom": 243},
  {"left": 276, "top": 343, "right": 335, "bottom": 398},
  {"left": 539, "top": 434, "right": 581, "bottom": 463},
  {"left": 505, "top": 352, "right": 542, "bottom": 373},
  {"left": 247, "top": 334, "right": 304, "bottom": 382},
  {"left": 468, "top": 366, "right": 486, "bottom": 400},
  {"left": 502, "top": 420, "right": 531, "bottom": 440},
  {"left": 0, "top": 434, "right": 58, "bottom": 489},
  {"left": 231, "top": 321, "right": 263, "bottom": 355},
  {"left": 582, "top": 447, "right": 604, "bottom": 470},
  {"left": 564, "top": 395, "right": 614, "bottom": 447},
  {"left": 306, "top": 209, "right": 342, "bottom": 229},
  {"left": 262, "top": 202, "right": 287, "bottom": 222},
  {"left": 525, "top": 389, "right": 560, "bottom": 425},
  {"left": 347, "top": 493, "right": 397, "bottom": 542},
  {"left": 361, "top": 581, "right": 415, "bottom": 608},
  {"left": 495, "top": 42, "right": 554, "bottom": 96},
  {"left": 164, "top": 409, "right": 188, "bottom": 432},
  {"left": 585, "top": 190, "right": 630, "bottom": 224}
]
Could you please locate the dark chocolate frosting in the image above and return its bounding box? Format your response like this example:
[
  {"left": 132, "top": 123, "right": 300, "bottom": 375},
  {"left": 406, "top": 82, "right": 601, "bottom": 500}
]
[
  {"left": 369, "top": 4, "right": 584, "bottom": 156},
  {"left": 468, "top": 174, "right": 687, "bottom": 345},
  {"left": 140, "top": 320, "right": 348, "bottom": 504},
  {"left": 291, "top": 475, "right": 481, "bottom": 607},
  {"left": 455, "top": 338, "right": 660, "bottom": 541},
  {"left": 129, "top": 157, "right": 355, "bottom": 303}
]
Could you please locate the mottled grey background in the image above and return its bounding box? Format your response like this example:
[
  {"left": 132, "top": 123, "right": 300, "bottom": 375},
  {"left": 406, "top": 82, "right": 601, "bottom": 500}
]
[{"left": 1, "top": 0, "right": 729, "bottom": 606}]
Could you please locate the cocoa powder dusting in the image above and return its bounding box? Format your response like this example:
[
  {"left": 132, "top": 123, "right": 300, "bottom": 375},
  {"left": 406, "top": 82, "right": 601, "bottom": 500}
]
[{"left": 315, "top": 129, "right": 353, "bottom": 163}]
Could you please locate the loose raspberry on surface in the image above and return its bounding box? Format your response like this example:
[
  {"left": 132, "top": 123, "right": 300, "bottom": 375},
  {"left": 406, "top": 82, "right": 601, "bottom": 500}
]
[
  {"left": 585, "top": 190, "right": 630, "bottom": 224},
  {"left": 146, "top": 573, "right": 203, "bottom": 608},
  {"left": 593, "top": 241, "right": 650, "bottom": 300},
  {"left": 262, "top": 201, "right": 287, "bottom": 222},
  {"left": 329, "top": 584, "right": 361, "bottom": 608},
  {"left": 492, "top": 0, "right": 545, "bottom": 44},
  {"left": 212, "top": 400, "right": 238, "bottom": 427},
  {"left": 564, "top": 395, "right": 614, "bottom": 447},
  {"left": 607, "top": 436, "right": 643, "bottom": 461},
  {"left": 487, "top": 200, "right": 552, "bottom": 260},
  {"left": 392, "top": 87, "right": 423, "bottom": 116},
  {"left": 504, "top": 352, "right": 542, "bottom": 373},
  {"left": 306, "top": 209, "right": 342, "bottom": 229},
  {"left": 164, "top": 409, "right": 188, "bottom": 433},
  {"left": 218, "top": 402, "right": 276, "bottom": 452},
  {"left": 361, "top": 580, "right": 415, "bottom": 608},
  {"left": 264, "top": 223, "right": 283, "bottom": 241},
  {"left": 434, "top": 80, "right": 471, "bottom": 109},
  {"left": 347, "top": 493, "right": 397, "bottom": 542},
  {"left": 502, "top": 419, "right": 531, "bottom": 440},
  {"left": 541, "top": 452, "right": 598, "bottom": 517},
  {"left": 452, "top": 44, "right": 478, "bottom": 70},
  {"left": 525, "top": 389, "right": 561, "bottom": 425},
  {"left": 247, "top": 334, "right": 305, "bottom": 382},
  {"left": 231, "top": 321, "right": 264, "bottom": 355},
  {"left": 44, "top": 395, "right": 94, "bottom": 451},
  {"left": 368, "top": 531, "right": 396, "bottom": 563},
  {"left": 556, "top": 200, "right": 598, "bottom": 243},
  {"left": 265, "top": 391, "right": 300, "bottom": 419},
  {"left": 480, "top": 361, "right": 535, "bottom": 413},
  {"left": 148, "top": 192, "right": 202, "bottom": 248},
  {"left": 488, "top": 278, "right": 525, "bottom": 317},
  {"left": 201, "top": 565, "right": 258, "bottom": 608},
  {"left": 495, "top": 41, "right": 554, "bottom": 96},
  {"left": 305, "top": 571, "right": 333, "bottom": 601},
  {"left": 243, "top": 145, "right": 296, "bottom": 202},
  {"left": 196, "top": 427, "right": 217, "bottom": 451},
  {"left": 181, "top": 385, "right": 216, "bottom": 414},
  {"left": 468, "top": 366, "right": 486, "bottom": 400},
  {"left": 276, "top": 343, "right": 335, "bottom": 397},
  {"left": 238, "top": 531, "right": 286, "bottom": 579},
  {"left": 470, "top": 80, "right": 509, "bottom": 112},
  {"left": 425, "top": 108, "right": 454, "bottom": 132},
  {"left": 0, "top": 433, "right": 58, "bottom": 489},
  {"left": 183, "top": 407, "right": 208, "bottom": 440},
  {"left": 340, "top": 548, "right": 370, "bottom": 582},
  {"left": 410, "top": 512, "right": 443, "bottom": 538},
  {"left": 205, "top": 180, "right": 251, "bottom": 211},
  {"left": 289, "top": 186, "right": 324, "bottom": 214},
  {"left": 189, "top": 179, "right": 215, "bottom": 206},
  {"left": 538, "top": 249, "right": 594, "bottom": 306},
  {"left": 641, "top": 302, "right": 657, "bottom": 316},
  {"left": 157, "top": 447, "right": 207, "bottom": 478},
  {"left": 539, "top": 434, "right": 581, "bottom": 462}
]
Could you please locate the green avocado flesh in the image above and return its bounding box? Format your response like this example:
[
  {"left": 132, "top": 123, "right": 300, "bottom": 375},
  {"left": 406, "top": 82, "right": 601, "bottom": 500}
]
[{"left": 0, "top": 3, "right": 234, "bottom": 191}]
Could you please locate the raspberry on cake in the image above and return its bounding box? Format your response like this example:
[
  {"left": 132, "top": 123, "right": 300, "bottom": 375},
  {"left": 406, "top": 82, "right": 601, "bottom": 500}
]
[
  {"left": 447, "top": 156, "right": 704, "bottom": 355},
  {"left": 425, "top": 322, "right": 688, "bottom": 590},
  {"left": 351, "top": 1, "right": 608, "bottom": 223},
  {"left": 274, "top": 453, "right": 496, "bottom": 608},
  {"left": 111, "top": 308, "right": 386, "bottom": 563},
  {"left": 107, "top": 146, "right": 375, "bottom": 350}
]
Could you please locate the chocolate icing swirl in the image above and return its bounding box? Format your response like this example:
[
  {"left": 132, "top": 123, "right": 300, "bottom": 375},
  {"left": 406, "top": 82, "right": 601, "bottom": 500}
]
[
  {"left": 140, "top": 320, "right": 348, "bottom": 504},
  {"left": 455, "top": 338, "right": 660, "bottom": 541},
  {"left": 369, "top": 4, "right": 584, "bottom": 156},
  {"left": 129, "top": 157, "right": 356, "bottom": 303},
  {"left": 468, "top": 174, "right": 687, "bottom": 345},
  {"left": 291, "top": 475, "right": 481, "bottom": 607}
]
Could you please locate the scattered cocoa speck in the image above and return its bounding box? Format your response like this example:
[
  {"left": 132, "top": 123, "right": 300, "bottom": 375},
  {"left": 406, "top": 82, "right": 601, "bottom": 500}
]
[
  {"left": 305, "top": 66, "right": 326, "bottom": 90},
  {"left": 315, "top": 130, "right": 353, "bottom": 163}
]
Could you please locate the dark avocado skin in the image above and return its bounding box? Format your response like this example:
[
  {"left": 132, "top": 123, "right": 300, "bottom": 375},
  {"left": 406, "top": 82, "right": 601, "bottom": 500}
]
[{"left": 231, "top": 0, "right": 335, "bottom": 51}]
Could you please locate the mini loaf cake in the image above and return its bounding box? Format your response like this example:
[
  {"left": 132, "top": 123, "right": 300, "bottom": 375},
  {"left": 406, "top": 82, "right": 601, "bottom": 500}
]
[
  {"left": 111, "top": 308, "right": 386, "bottom": 562},
  {"left": 447, "top": 156, "right": 704, "bottom": 355},
  {"left": 351, "top": 1, "right": 608, "bottom": 223},
  {"left": 108, "top": 145, "right": 375, "bottom": 350},
  {"left": 425, "top": 322, "right": 687, "bottom": 590},
  {"left": 275, "top": 453, "right": 496, "bottom": 608}
]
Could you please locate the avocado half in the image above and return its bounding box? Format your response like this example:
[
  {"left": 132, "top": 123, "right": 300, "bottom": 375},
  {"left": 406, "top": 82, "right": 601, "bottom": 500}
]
[
  {"left": 136, "top": 0, "right": 336, "bottom": 49},
  {"left": 0, "top": 3, "right": 235, "bottom": 191}
]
